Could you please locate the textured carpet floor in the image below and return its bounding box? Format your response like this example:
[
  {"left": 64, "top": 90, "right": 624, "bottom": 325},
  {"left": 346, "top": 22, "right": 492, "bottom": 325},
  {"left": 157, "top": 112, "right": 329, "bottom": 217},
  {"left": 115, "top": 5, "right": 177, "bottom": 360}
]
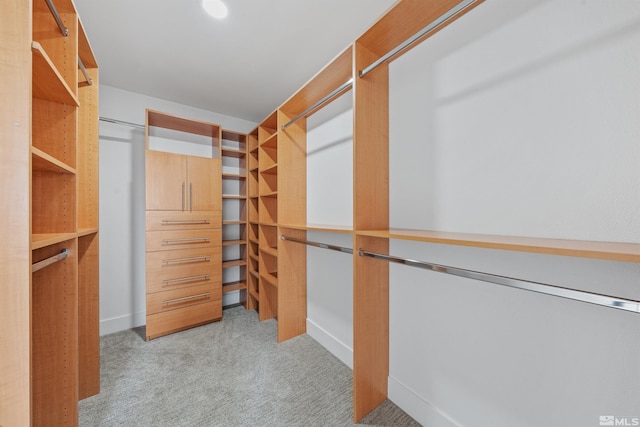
[{"left": 79, "top": 306, "right": 421, "bottom": 426}]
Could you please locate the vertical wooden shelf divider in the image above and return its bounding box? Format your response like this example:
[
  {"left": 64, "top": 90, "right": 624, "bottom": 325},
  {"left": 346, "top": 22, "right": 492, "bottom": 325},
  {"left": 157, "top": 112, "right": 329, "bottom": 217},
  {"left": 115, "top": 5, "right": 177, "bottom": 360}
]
[
  {"left": 276, "top": 110, "right": 307, "bottom": 342},
  {"left": 247, "top": 128, "right": 260, "bottom": 311}
]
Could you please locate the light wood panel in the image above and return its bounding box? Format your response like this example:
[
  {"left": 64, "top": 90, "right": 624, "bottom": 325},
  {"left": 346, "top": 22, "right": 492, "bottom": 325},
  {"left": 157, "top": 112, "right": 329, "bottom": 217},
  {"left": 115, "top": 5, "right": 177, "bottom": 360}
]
[
  {"left": 146, "top": 247, "right": 222, "bottom": 293},
  {"left": 32, "top": 42, "right": 79, "bottom": 106},
  {"left": 32, "top": 240, "right": 78, "bottom": 426},
  {"left": 147, "top": 109, "right": 221, "bottom": 138},
  {"left": 188, "top": 156, "right": 221, "bottom": 211},
  {"left": 78, "top": 233, "right": 100, "bottom": 399},
  {"left": 32, "top": 146, "right": 76, "bottom": 174},
  {"left": 359, "top": 228, "right": 640, "bottom": 263},
  {"left": 0, "top": 0, "right": 31, "bottom": 423},
  {"left": 146, "top": 210, "right": 221, "bottom": 232},
  {"left": 353, "top": 234, "right": 389, "bottom": 422},
  {"left": 78, "top": 19, "right": 97, "bottom": 68},
  {"left": 32, "top": 98, "right": 77, "bottom": 168},
  {"left": 32, "top": 232, "right": 77, "bottom": 250},
  {"left": 31, "top": 171, "right": 76, "bottom": 234},
  {"left": 145, "top": 150, "right": 187, "bottom": 211},
  {"left": 146, "top": 229, "right": 221, "bottom": 252},
  {"left": 77, "top": 67, "right": 99, "bottom": 230},
  {"left": 279, "top": 223, "right": 354, "bottom": 234}
]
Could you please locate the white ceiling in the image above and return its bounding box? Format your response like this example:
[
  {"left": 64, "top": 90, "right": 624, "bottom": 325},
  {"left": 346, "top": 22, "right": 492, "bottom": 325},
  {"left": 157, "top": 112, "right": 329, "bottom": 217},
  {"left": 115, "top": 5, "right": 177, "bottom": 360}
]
[{"left": 74, "top": 0, "right": 397, "bottom": 123}]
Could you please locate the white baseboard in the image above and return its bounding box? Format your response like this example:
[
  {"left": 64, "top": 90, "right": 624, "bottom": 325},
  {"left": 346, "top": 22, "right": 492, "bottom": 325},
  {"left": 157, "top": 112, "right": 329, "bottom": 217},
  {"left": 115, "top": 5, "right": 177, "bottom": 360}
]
[
  {"left": 388, "top": 376, "right": 460, "bottom": 427},
  {"left": 100, "top": 311, "right": 145, "bottom": 336},
  {"left": 306, "top": 318, "right": 353, "bottom": 369}
]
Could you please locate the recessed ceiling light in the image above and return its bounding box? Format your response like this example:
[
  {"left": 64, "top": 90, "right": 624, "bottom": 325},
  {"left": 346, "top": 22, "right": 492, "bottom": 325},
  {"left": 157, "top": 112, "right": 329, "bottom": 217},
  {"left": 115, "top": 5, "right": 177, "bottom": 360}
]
[{"left": 202, "top": 0, "right": 228, "bottom": 19}]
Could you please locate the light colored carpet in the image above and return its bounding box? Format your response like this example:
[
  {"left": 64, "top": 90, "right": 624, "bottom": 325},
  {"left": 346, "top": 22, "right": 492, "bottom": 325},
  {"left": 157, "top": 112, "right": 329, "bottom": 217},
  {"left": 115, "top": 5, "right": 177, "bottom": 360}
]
[{"left": 79, "top": 306, "right": 421, "bottom": 427}]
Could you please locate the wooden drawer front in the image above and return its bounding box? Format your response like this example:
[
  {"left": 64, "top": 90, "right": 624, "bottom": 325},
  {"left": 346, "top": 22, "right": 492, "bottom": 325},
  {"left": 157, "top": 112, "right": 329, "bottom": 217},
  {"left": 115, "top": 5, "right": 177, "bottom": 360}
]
[
  {"left": 146, "top": 229, "right": 221, "bottom": 252},
  {"left": 146, "top": 247, "right": 221, "bottom": 292},
  {"left": 146, "top": 300, "right": 222, "bottom": 340},
  {"left": 146, "top": 210, "right": 221, "bottom": 231},
  {"left": 147, "top": 282, "right": 221, "bottom": 315}
]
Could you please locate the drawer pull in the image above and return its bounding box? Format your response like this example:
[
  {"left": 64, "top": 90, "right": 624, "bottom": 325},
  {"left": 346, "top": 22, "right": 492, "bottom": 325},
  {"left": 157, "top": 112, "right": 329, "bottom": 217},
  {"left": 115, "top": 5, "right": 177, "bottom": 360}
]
[
  {"left": 161, "top": 219, "right": 211, "bottom": 224},
  {"left": 163, "top": 274, "right": 210, "bottom": 284},
  {"left": 162, "top": 256, "right": 211, "bottom": 264},
  {"left": 163, "top": 292, "right": 210, "bottom": 305},
  {"left": 161, "top": 237, "right": 210, "bottom": 245}
]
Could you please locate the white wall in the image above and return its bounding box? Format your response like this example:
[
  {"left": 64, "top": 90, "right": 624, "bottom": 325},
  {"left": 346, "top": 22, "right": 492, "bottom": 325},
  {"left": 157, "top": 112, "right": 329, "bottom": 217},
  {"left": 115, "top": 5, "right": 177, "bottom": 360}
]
[
  {"left": 305, "top": 92, "right": 354, "bottom": 367},
  {"left": 99, "top": 85, "right": 256, "bottom": 335},
  {"left": 388, "top": 1, "right": 640, "bottom": 426}
]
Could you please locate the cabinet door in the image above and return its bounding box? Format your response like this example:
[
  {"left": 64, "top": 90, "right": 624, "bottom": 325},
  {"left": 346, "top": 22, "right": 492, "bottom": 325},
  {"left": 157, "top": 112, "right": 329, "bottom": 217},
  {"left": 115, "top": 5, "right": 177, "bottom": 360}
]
[
  {"left": 187, "top": 156, "right": 221, "bottom": 211},
  {"left": 146, "top": 150, "right": 187, "bottom": 211}
]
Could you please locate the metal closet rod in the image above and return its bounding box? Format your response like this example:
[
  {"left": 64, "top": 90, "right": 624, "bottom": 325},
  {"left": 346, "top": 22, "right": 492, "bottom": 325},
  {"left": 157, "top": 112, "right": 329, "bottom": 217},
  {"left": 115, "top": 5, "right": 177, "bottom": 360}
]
[
  {"left": 45, "top": 0, "right": 68, "bottom": 37},
  {"left": 280, "top": 235, "right": 353, "bottom": 255},
  {"left": 78, "top": 57, "right": 93, "bottom": 86},
  {"left": 359, "top": 0, "right": 478, "bottom": 78},
  {"left": 358, "top": 249, "right": 640, "bottom": 314},
  {"left": 281, "top": 78, "right": 353, "bottom": 130},
  {"left": 99, "top": 116, "right": 145, "bottom": 129},
  {"left": 32, "top": 249, "right": 69, "bottom": 273}
]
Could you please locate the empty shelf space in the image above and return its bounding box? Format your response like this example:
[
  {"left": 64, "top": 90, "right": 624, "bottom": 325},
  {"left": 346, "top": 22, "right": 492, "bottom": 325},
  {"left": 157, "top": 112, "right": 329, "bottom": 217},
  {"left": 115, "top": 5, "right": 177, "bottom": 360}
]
[
  {"left": 221, "top": 148, "right": 246, "bottom": 158},
  {"left": 279, "top": 223, "right": 354, "bottom": 234},
  {"left": 260, "top": 133, "right": 278, "bottom": 149},
  {"left": 260, "top": 246, "right": 278, "bottom": 258},
  {"left": 222, "top": 173, "right": 246, "bottom": 180},
  {"left": 32, "top": 233, "right": 76, "bottom": 250},
  {"left": 222, "top": 259, "right": 247, "bottom": 268},
  {"left": 31, "top": 147, "right": 76, "bottom": 174},
  {"left": 31, "top": 42, "right": 79, "bottom": 107},
  {"left": 260, "top": 164, "right": 278, "bottom": 175},
  {"left": 260, "top": 271, "right": 278, "bottom": 287},
  {"left": 357, "top": 228, "right": 640, "bottom": 263},
  {"left": 222, "top": 239, "right": 247, "bottom": 246},
  {"left": 223, "top": 280, "right": 247, "bottom": 293}
]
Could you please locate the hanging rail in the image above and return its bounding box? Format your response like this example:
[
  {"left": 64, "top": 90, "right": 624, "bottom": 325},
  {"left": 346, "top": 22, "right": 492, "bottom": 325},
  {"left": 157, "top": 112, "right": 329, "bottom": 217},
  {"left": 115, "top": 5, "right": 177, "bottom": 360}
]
[
  {"left": 78, "top": 56, "right": 93, "bottom": 86},
  {"left": 99, "top": 117, "right": 145, "bottom": 129},
  {"left": 359, "top": 249, "right": 640, "bottom": 314},
  {"left": 281, "top": 78, "right": 354, "bottom": 130},
  {"left": 32, "top": 249, "right": 69, "bottom": 273},
  {"left": 45, "top": 0, "right": 69, "bottom": 37},
  {"left": 281, "top": 235, "right": 353, "bottom": 254},
  {"left": 359, "top": 0, "right": 478, "bottom": 78}
]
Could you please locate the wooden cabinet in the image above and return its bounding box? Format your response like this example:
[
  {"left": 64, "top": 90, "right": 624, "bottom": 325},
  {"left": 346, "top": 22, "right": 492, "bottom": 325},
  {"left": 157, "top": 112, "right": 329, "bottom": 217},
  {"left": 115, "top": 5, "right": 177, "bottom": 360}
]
[
  {"left": 145, "top": 110, "right": 223, "bottom": 341},
  {"left": 146, "top": 151, "right": 221, "bottom": 211}
]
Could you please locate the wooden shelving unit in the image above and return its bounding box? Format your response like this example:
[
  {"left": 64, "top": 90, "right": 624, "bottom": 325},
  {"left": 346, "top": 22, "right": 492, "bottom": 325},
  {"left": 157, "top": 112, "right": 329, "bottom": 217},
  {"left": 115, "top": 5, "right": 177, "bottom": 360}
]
[{"left": 221, "top": 130, "right": 249, "bottom": 305}]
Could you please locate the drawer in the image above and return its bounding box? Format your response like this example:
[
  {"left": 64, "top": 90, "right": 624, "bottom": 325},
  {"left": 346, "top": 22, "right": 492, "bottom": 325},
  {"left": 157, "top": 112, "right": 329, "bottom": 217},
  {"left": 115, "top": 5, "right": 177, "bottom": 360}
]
[
  {"left": 146, "top": 300, "right": 222, "bottom": 340},
  {"left": 147, "top": 282, "right": 221, "bottom": 315},
  {"left": 146, "top": 247, "right": 222, "bottom": 293},
  {"left": 146, "top": 228, "right": 221, "bottom": 252},
  {"left": 146, "top": 211, "right": 221, "bottom": 231}
]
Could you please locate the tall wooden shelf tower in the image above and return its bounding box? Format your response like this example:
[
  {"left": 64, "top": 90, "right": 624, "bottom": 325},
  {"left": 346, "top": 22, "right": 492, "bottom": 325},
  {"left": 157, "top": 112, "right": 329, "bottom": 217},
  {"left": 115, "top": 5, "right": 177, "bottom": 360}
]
[{"left": 2, "top": 0, "right": 100, "bottom": 424}]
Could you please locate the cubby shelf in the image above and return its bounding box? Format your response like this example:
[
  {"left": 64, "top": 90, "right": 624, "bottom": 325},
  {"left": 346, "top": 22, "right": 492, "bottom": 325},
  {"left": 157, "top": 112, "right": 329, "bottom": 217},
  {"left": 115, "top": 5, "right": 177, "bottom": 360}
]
[
  {"left": 223, "top": 280, "right": 247, "bottom": 293},
  {"left": 260, "top": 191, "right": 278, "bottom": 198},
  {"left": 279, "top": 223, "right": 354, "bottom": 234},
  {"left": 31, "top": 147, "right": 76, "bottom": 174},
  {"left": 260, "top": 272, "right": 278, "bottom": 288},
  {"left": 31, "top": 42, "right": 79, "bottom": 107},
  {"left": 31, "top": 233, "right": 77, "bottom": 250},
  {"left": 221, "top": 148, "right": 246, "bottom": 158},
  {"left": 261, "top": 133, "right": 278, "bottom": 149},
  {"left": 222, "top": 259, "right": 247, "bottom": 268},
  {"left": 259, "top": 246, "right": 278, "bottom": 258},
  {"left": 77, "top": 228, "right": 99, "bottom": 237},
  {"left": 261, "top": 164, "right": 278, "bottom": 175},
  {"left": 222, "top": 195, "right": 246, "bottom": 200},
  {"left": 222, "top": 173, "right": 246, "bottom": 180},
  {"left": 223, "top": 220, "right": 247, "bottom": 226},
  {"left": 223, "top": 239, "right": 247, "bottom": 246}
]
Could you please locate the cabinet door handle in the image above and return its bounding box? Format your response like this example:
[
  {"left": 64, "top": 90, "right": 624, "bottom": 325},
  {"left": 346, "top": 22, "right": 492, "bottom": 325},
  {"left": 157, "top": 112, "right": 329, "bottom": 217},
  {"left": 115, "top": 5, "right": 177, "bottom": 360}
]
[
  {"left": 190, "top": 183, "right": 193, "bottom": 212},
  {"left": 163, "top": 292, "right": 210, "bottom": 305},
  {"left": 161, "top": 219, "right": 211, "bottom": 224},
  {"left": 162, "top": 256, "right": 211, "bottom": 264},
  {"left": 163, "top": 274, "right": 210, "bottom": 284},
  {"left": 182, "top": 182, "right": 185, "bottom": 211},
  {"left": 161, "top": 237, "right": 210, "bottom": 245}
]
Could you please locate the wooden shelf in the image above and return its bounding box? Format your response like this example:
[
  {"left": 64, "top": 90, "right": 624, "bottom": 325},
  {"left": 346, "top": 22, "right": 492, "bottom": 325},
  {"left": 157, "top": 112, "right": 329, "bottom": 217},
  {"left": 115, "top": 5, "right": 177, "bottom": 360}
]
[
  {"left": 260, "top": 246, "right": 278, "bottom": 258},
  {"left": 222, "top": 195, "right": 246, "bottom": 200},
  {"left": 260, "top": 191, "right": 278, "bottom": 198},
  {"left": 222, "top": 220, "right": 247, "bottom": 226},
  {"left": 260, "top": 271, "right": 278, "bottom": 287},
  {"left": 261, "top": 164, "right": 278, "bottom": 175},
  {"left": 250, "top": 146, "right": 259, "bottom": 153},
  {"left": 77, "top": 228, "right": 99, "bottom": 238},
  {"left": 280, "top": 223, "right": 354, "bottom": 234},
  {"left": 261, "top": 132, "right": 278, "bottom": 149},
  {"left": 222, "top": 239, "right": 247, "bottom": 246},
  {"left": 223, "top": 280, "right": 247, "bottom": 293},
  {"left": 249, "top": 253, "right": 260, "bottom": 262},
  {"left": 249, "top": 166, "right": 259, "bottom": 172},
  {"left": 249, "top": 238, "right": 260, "bottom": 245},
  {"left": 78, "top": 19, "right": 98, "bottom": 69},
  {"left": 249, "top": 195, "right": 259, "bottom": 199},
  {"left": 31, "top": 147, "right": 76, "bottom": 174},
  {"left": 259, "top": 222, "right": 278, "bottom": 228},
  {"left": 250, "top": 270, "right": 260, "bottom": 280},
  {"left": 31, "top": 42, "right": 79, "bottom": 107},
  {"left": 357, "top": 228, "right": 640, "bottom": 263},
  {"left": 32, "top": 233, "right": 76, "bottom": 250},
  {"left": 222, "top": 259, "right": 247, "bottom": 268},
  {"left": 222, "top": 173, "right": 246, "bottom": 180},
  {"left": 249, "top": 288, "right": 259, "bottom": 300},
  {"left": 221, "top": 148, "right": 246, "bottom": 158}
]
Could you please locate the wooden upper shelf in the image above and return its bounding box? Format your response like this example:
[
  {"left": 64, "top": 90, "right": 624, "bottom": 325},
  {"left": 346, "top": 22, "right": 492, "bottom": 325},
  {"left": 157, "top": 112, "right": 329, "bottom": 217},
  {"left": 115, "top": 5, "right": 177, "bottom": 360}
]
[
  {"left": 32, "top": 42, "right": 79, "bottom": 106},
  {"left": 147, "top": 109, "right": 220, "bottom": 137},
  {"left": 357, "top": 228, "right": 640, "bottom": 263}
]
